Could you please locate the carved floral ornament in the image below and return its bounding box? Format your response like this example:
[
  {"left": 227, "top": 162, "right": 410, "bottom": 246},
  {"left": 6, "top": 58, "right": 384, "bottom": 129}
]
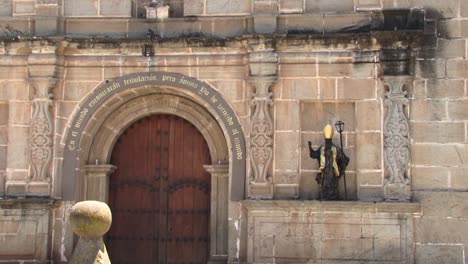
[
  {"left": 29, "top": 78, "right": 55, "bottom": 182},
  {"left": 383, "top": 77, "right": 411, "bottom": 185},
  {"left": 249, "top": 77, "right": 275, "bottom": 184}
]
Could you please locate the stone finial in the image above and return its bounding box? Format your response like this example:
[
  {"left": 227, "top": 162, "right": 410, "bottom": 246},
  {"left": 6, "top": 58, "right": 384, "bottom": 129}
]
[{"left": 70, "top": 201, "right": 112, "bottom": 264}]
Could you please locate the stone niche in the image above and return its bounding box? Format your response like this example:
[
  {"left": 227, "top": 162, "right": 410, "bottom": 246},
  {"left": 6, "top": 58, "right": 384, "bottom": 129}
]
[
  {"left": 300, "top": 100, "right": 383, "bottom": 201},
  {"left": 244, "top": 200, "right": 421, "bottom": 264}
]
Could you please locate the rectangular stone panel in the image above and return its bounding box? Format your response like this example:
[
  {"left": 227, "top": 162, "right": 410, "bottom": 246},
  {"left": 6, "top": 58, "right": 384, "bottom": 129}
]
[
  {"left": 415, "top": 244, "right": 464, "bottom": 264},
  {"left": 6, "top": 126, "right": 28, "bottom": 169},
  {"left": 426, "top": 79, "right": 465, "bottom": 99},
  {"left": 64, "top": 0, "right": 98, "bottom": 16},
  {"left": 321, "top": 238, "right": 373, "bottom": 259},
  {"left": 356, "top": 132, "right": 381, "bottom": 170},
  {"left": 301, "top": 101, "right": 356, "bottom": 133},
  {"left": 356, "top": 100, "right": 381, "bottom": 131},
  {"left": 410, "top": 122, "right": 465, "bottom": 143},
  {"left": 277, "top": 15, "right": 323, "bottom": 34},
  {"left": 448, "top": 100, "right": 468, "bottom": 121},
  {"left": 412, "top": 167, "right": 449, "bottom": 190},
  {"left": 305, "top": 0, "right": 354, "bottom": 13},
  {"left": 245, "top": 201, "right": 418, "bottom": 263},
  {"left": 337, "top": 78, "right": 375, "bottom": 100},
  {"left": 13, "top": 0, "right": 35, "bottom": 15},
  {"left": 100, "top": 0, "right": 131, "bottom": 17},
  {"left": 319, "top": 63, "right": 375, "bottom": 78},
  {"left": 0, "top": 0, "right": 12, "bottom": 16},
  {"left": 274, "top": 132, "right": 299, "bottom": 171},
  {"left": 281, "top": 79, "right": 319, "bottom": 99},
  {"left": 65, "top": 19, "right": 128, "bottom": 38},
  {"left": 412, "top": 144, "right": 467, "bottom": 166},
  {"left": 415, "top": 59, "right": 446, "bottom": 79},
  {"left": 206, "top": 0, "right": 251, "bottom": 15},
  {"left": 279, "top": 0, "right": 303, "bottom": 13},
  {"left": 410, "top": 100, "right": 447, "bottom": 121},
  {"left": 275, "top": 101, "right": 300, "bottom": 131},
  {"left": 184, "top": 0, "right": 204, "bottom": 16},
  {"left": 280, "top": 64, "right": 317, "bottom": 77},
  {"left": 0, "top": 208, "right": 50, "bottom": 260}
]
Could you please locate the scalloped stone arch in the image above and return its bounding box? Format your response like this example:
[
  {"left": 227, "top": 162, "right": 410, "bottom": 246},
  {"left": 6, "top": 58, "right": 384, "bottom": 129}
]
[{"left": 61, "top": 72, "right": 246, "bottom": 201}]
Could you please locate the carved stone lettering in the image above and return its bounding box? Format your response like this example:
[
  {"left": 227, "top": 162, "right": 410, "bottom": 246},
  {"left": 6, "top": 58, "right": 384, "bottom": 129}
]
[{"left": 63, "top": 72, "right": 246, "bottom": 201}]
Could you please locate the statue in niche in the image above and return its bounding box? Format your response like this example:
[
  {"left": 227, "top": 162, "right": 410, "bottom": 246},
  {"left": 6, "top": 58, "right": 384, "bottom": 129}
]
[{"left": 308, "top": 124, "right": 349, "bottom": 200}]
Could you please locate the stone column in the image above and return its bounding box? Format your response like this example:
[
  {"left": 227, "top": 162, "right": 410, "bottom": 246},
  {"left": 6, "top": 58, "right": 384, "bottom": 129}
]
[
  {"left": 248, "top": 77, "right": 276, "bottom": 199},
  {"left": 204, "top": 164, "right": 229, "bottom": 264},
  {"left": 383, "top": 76, "right": 412, "bottom": 201},
  {"left": 27, "top": 77, "right": 57, "bottom": 195},
  {"left": 83, "top": 165, "right": 117, "bottom": 202},
  {"left": 248, "top": 48, "right": 278, "bottom": 199}
]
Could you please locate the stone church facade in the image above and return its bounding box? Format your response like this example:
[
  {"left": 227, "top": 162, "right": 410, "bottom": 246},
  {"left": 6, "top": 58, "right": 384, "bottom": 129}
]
[{"left": 0, "top": 0, "right": 467, "bottom": 263}]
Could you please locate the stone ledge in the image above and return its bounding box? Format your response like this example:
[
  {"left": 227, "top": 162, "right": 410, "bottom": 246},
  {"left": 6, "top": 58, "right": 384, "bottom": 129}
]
[
  {"left": 0, "top": 196, "right": 61, "bottom": 209},
  {"left": 242, "top": 200, "right": 422, "bottom": 215}
]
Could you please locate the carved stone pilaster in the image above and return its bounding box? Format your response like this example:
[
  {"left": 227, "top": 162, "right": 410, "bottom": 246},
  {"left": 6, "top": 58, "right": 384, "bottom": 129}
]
[
  {"left": 83, "top": 164, "right": 117, "bottom": 202},
  {"left": 248, "top": 77, "right": 276, "bottom": 199},
  {"left": 383, "top": 76, "right": 412, "bottom": 201},
  {"left": 28, "top": 78, "right": 56, "bottom": 194}
]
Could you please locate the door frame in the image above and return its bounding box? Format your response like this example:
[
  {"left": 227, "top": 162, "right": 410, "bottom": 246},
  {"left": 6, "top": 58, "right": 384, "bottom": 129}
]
[{"left": 79, "top": 93, "right": 231, "bottom": 263}]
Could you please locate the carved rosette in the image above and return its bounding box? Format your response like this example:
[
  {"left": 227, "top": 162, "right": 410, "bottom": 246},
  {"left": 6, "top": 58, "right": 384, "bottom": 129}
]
[
  {"left": 29, "top": 78, "right": 56, "bottom": 182},
  {"left": 383, "top": 77, "right": 411, "bottom": 201},
  {"left": 249, "top": 78, "right": 275, "bottom": 184}
]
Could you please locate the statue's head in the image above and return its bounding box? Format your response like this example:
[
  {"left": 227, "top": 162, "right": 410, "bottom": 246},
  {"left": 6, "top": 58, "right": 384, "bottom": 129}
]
[{"left": 323, "top": 124, "right": 334, "bottom": 139}]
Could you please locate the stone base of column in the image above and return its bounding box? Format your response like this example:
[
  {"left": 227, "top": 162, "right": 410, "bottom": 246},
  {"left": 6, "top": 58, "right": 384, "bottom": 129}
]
[
  {"left": 208, "top": 255, "right": 228, "bottom": 264},
  {"left": 6, "top": 181, "right": 27, "bottom": 195},
  {"left": 27, "top": 182, "right": 50, "bottom": 196},
  {"left": 384, "top": 183, "right": 410, "bottom": 202},
  {"left": 249, "top": 182, "right": 273, "bottom": 199}
]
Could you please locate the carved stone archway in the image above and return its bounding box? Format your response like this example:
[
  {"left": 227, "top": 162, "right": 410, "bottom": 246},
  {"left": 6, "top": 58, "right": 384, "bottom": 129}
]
[
  {"left": 60, "top": 72, "right": 245, "bottom": 262},
  {"left": 60, "top": 72, "right": 246, "bottom": 202}
]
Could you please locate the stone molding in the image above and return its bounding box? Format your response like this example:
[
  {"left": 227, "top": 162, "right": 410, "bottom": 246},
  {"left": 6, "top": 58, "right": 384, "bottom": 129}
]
[
  {"left": 82, "top": 164, "right": 117, "bottom": 202},
  {"left": 204, "top": 164, "right": 229, "bottom": 263},
  {"left": 383, "top": 76, "right": 412, "bottom": 201}
]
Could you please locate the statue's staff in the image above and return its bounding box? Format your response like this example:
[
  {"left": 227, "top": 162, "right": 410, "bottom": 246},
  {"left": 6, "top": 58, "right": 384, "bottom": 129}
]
[{"left": 335, "top": 121, "right": 347, "bottom": 200}]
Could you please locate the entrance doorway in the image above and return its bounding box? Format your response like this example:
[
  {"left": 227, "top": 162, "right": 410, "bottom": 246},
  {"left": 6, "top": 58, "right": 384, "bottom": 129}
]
[{"left": 106, "top": 114, "right": 211, "bottom": 263}]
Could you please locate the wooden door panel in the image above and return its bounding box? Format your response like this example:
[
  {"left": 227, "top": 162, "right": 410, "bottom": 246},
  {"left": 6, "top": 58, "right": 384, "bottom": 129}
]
[{"left": 107, "top": 115, "right": 211, "bottom": 264}]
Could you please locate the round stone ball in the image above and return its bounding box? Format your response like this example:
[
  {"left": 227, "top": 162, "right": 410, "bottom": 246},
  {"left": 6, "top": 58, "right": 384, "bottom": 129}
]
[{"left": 70, "top": 201, "right": 112, "bottom": 238}]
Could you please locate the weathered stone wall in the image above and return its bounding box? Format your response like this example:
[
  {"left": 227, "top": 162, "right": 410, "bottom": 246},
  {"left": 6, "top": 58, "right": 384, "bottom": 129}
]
[{"left": 0, "top": 0, "right": 466, "bottom": 263}]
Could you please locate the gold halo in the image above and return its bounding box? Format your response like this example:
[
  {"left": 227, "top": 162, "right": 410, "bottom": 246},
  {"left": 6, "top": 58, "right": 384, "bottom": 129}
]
[{"left": 323, "top": 124, "right": 334, "bottom": 139}]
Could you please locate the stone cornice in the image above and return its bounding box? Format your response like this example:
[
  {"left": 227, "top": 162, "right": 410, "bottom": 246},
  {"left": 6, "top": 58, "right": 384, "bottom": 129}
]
[{"left": 0, "top": 31, "right": 433, "bottom": 55}]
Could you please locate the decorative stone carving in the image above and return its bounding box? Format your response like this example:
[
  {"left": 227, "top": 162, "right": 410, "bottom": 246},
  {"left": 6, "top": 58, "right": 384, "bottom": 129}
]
[
  {"left": 29, "top": 78, "right": 56, "bottom": 183},
  {"left": 248, "top": 77, "right": 276, "bottom": 198},
  {"left": 383, "top": 76, "right": 411, "bottom": 201},
  {"left": 248, "top": 47, "right": 277, "bottom": 199}
]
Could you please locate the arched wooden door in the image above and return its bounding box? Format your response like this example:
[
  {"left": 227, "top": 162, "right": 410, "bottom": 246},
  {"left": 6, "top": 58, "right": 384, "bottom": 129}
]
[{"left": 107, "top": 114, "right": 211, "bottom": 264}]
